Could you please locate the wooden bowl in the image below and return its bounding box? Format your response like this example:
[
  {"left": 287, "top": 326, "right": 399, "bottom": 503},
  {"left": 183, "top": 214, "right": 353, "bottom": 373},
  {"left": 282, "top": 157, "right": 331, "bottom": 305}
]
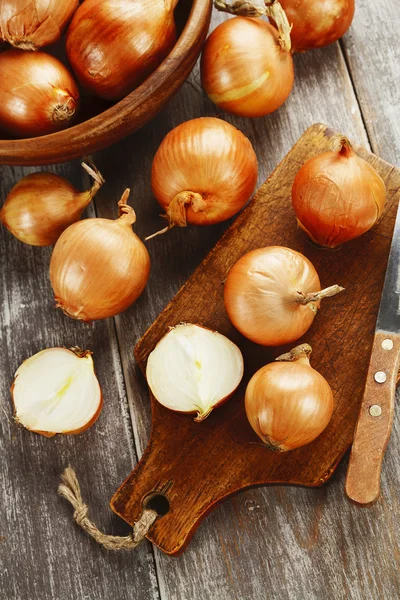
[{"left": 0, "top": 0, "right": 212, "bottom": 166}]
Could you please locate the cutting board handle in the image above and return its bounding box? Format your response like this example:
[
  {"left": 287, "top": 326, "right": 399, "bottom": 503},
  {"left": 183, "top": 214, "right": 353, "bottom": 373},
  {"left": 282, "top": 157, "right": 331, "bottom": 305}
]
[{"left": 345, "top": 331, "right": 400, "bottom": 505}]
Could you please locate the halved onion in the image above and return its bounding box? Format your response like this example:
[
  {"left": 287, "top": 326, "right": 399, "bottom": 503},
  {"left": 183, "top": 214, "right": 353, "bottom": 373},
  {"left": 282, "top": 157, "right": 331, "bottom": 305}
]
[
  {"left": 146, "top": 323, "right": 244, "bottom": 421},
  {"left": 12, "top": 347, "right": 102, "bottom": 437}
]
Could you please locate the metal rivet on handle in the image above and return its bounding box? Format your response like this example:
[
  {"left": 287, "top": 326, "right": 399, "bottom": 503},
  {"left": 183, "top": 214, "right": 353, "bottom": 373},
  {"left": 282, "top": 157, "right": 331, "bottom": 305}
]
[
  {"left": 382, "top": 339, "right": 394, "bottom": 351},
  {"left": 374, "top": 371, "right": 387, "bottom": 383},
  {"left": 369, "top": 405, "right": 382, "bottom": 417}
]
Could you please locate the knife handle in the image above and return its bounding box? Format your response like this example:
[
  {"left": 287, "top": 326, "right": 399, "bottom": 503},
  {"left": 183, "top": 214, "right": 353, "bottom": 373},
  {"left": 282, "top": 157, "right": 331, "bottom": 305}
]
[{"left": 345, "top": 331, "right": 400, "bottom": 505}]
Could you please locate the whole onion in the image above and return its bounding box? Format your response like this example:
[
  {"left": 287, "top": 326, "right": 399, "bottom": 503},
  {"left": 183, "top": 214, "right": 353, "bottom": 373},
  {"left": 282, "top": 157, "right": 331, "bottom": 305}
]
[
  {"left": 148, "top": 117, "right": 258, "bottom": 236},
  {"left": 245, "top": 344, "right": 334, "bottom": 451},
  {"left": 201, "top": 2, "right": 294, "bottom": 117},
  {"left": 0, "top": 49, "right": 79, "bottom": 138},
  {"left": 292, "top": 138, "right": 386, "bottom": 248},
  {"left": 66, "top": 0, "right": 177, "bottom": 101},
  {"left": 224, "top": 246, "right": 344, "bottom": 346},
  {"left": 277, "top": 0, "right": 355, "bottom": 52},
  {"left": 50, "top": 190, "right": 150, "bottom": 322},
  {"left": 0, "top": 0, "right": 78, "bottom": 50},
  {"left": 0, "top": 162, "right": 104, "bottom": 246}
]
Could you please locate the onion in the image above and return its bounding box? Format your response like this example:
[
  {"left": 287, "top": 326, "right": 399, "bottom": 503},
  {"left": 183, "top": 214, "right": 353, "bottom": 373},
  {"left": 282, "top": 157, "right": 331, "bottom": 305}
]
[
  {"left": 146, "top": 323, "right": 244, "bottom": 421},
  {"left": 292, "top": 138, "right": 386, "bottom": 248},
  {"left": 12, "top": 347, "right": 102, "bottom": 437},
  {"left": 0, "top": 49, "right": 79, "bottom": 138},
  {"left": 277, "top": 0, "right": 355, "bottom": 52},
  {"left": 245, "top": 344, "right": 334, "bottom": 451},
  {"left": 66, "top": 0, "right": 177, "bottom": 101},
  {"left": 201, "top": 2, "right": 294, "bottom": 117},
  {"left": 224, "top": 246, "right": 344, "bottom": 346},
  {"left": 147, "top": 117, "right": 258, "bottom": 238},
  {"left": 0, "top": 0, "right": 78, "bottom": 50},
  {"left": 0, "top": 162, "right": 104, "bottom": 247},
  {"left": 50, "top": 189, "right": 150, "bottom": 322}
]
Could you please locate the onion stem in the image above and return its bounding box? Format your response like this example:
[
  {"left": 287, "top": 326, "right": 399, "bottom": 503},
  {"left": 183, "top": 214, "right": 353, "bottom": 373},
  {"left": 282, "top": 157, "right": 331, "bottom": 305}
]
[
  {"left": 276, "top": 343, "right": 312, "bottom": 362},
  {"left": 117, "top": 189, "right": 137, "bottom": 227},
  {"left": 81, "top": 160, "right": 105, "bottom": 198},
  {"left": 145, "top": 191, "right": 205, "bottom": 240},
  {"left": 296, "top": 284, "right": 345, "bottom": 305},
  {"left": 214, "top": 0, "right": 292, "bottom": 52}
]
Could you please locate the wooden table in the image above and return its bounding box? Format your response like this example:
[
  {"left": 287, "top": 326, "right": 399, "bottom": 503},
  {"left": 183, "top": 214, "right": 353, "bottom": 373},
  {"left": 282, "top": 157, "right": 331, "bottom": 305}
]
[{"left": 1, "top": 2, "right": 399, "bottom": 599}]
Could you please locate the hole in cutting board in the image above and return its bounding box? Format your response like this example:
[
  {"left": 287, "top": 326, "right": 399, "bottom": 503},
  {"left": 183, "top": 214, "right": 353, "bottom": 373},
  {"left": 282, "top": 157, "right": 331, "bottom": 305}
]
[{"left": 143, "top": 492, "right": 170, "bottom": 516}]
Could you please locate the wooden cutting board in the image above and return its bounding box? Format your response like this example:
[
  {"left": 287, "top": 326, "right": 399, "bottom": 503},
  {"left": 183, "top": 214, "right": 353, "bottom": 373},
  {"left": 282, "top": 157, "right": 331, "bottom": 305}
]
[{"left": 110, "top": 123, "right": 400, "bottom": 555}]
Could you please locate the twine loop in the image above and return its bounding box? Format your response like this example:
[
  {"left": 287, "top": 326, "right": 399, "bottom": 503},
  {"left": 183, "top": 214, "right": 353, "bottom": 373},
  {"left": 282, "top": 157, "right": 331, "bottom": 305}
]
[{"left": 58, "top": 466, "right": 158, "bottom": 551}]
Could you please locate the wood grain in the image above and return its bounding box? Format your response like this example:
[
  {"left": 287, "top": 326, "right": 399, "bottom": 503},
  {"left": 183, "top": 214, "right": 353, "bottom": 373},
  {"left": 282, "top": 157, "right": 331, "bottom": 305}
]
[
  {"left": 110, "top": 124, "right": 400, "bottom": 555},
  {"left": 0, "top": 0, "right": 212, "bottom": 165}
]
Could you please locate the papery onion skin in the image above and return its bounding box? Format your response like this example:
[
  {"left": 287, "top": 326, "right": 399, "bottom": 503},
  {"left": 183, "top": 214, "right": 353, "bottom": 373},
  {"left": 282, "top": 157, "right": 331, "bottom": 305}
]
[
  {"left": 50, "top": 191, "right": 150, "bottom": 322},
  {"left": 224, "top": 246, "right": 343, "bottom": 346},
  {"left": 292, "top": 139, "right": 386, "bottom": 248},
  {"left": 0, "top": 49, "right": 79, "bottom": 138},
  {"left": 146, "top": 323, "right": 244, "bottom": 421},
  {"left": 278, "top": 0, "right": 355, "bottom": 52},
  {"left": 151, "top": 117, "right": 258, "bottom": 230},
  {"left": 0, "top": 0, "right": 79, "bottom": 50},
  {"left": 200, "top": 17, "right": 294, "bottom": 117},
  {"left": 11, "top": 347, "right": 103, "bottom": 437},
  {"left": 245, "top": 344, "right": 334, "bottom": 451},
  {"left": 66, "top": 0, "right": 177, "bottom": 101},
  {"left": 0, "top": 163, "right": 104, "bottom": 246}
]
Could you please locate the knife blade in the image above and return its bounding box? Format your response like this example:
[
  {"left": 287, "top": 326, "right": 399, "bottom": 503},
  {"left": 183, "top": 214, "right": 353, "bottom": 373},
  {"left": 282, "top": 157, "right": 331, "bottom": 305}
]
[{"left": 345, "top": 199, "right": 400, "bottom": 505}]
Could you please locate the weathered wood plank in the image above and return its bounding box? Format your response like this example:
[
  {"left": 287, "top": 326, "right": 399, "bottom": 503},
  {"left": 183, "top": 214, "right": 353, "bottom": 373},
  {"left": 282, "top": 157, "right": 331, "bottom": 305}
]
[
  {"left": 341, "top": 0, "right": 400, "bottom": 164},
  {"left": 0, "top": 163, "right": 160, "bottom": 600}
]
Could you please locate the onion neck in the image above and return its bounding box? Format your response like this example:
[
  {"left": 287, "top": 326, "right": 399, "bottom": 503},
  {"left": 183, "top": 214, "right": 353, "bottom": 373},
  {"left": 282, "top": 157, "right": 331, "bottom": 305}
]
[
  {"left": 265, "top": 1, "right": 292, "bottom": 52},
  {"left": 214, "top": 0, "right": 292, "bottom": 52},
  {"left": 78, "top": 162, "right": 105, "bottom": 209},
  {"left": 297, "top": 284, "right": 344, "bottom": 304},
  {"left": 337, "top": 137, "right": 354, "bottom": 158},
  {"left": 295, "top": 284, "right": 344, "bottom": 314},
  {"left": 83, "top": 162, "right": 105, "bottom": 196},
  {"left": 167, "top": 191, "right": 206, "bottom": 227},
  {"left": 276, "top": 343, "right": 312, "bottom": 366},
  {"left": 145, "top": 191, "right": 206, "bottom": 240},
  {"left": 117, "top": 189, "right": 137, "bottom": 227}
]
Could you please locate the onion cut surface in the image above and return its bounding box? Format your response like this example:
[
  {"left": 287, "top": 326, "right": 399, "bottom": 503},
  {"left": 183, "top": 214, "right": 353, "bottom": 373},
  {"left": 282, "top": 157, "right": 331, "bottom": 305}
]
[
  {"left": 146, "top": 324, "right": 244, "bottom": 421},
  {"left": 12, "top": 347, "right": 102, "bottom": 436}
]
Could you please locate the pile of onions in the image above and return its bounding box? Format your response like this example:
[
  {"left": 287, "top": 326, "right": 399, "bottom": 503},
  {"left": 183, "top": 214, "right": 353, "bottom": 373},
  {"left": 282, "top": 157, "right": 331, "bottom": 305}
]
[
  {"left": 12, "top": 347, "right": 102, "bottom": 437},
  {"left": 224, "top": 246, "right": 344, "bottom": 346},
  {"left": 66, "top": 0, "right": 178, "bottom": 101},
  {"left": 50, "top": 190, "right": 150, "bottom": 321},
  {"left": 245, "top": 344, "right": 334, "bottom": 451},
  {"left": 292, "top": 138, "right": 386, "bottom": 248},
  {"left": 147, "top": 117, "right": 258, "bottom": 238},
  {"left": 0, "top": 0, "right": 78, "bottom": 50},
  {"left": 277, "top": 0, "right": 355, "bottom": 52},
  {"left": 0, "top": 162, "right": 104, "bottom": 246},
  {"left": 0, "top": 49, "right": 79, "bottom": 137},
  {"left": 146, "top": 323, "right": 244, "bottom": 421},
  {"left": 201, "top": 1, "right": 294, "bottom": 117}
]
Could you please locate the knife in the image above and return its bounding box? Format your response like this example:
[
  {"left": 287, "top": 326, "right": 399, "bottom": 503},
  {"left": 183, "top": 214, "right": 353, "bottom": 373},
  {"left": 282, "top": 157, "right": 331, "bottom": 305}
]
[{"left": 345, "top": 200, "right": 400, "bottom": 505}]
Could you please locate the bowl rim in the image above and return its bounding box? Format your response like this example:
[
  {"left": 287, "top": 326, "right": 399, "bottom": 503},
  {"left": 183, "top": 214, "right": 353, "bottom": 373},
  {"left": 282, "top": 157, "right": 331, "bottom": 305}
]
[{"left": 0, "top": 0, "right": 212, "bottom": 166}]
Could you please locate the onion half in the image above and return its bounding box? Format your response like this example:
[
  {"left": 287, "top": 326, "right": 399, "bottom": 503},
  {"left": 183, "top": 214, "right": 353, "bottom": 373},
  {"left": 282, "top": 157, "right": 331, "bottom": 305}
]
[
  {"left": 12, "top": 347, "right": 102, "bottom": 437},
  {"left": 146, "top": 324, "right": 244, "bottom": 421}
]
